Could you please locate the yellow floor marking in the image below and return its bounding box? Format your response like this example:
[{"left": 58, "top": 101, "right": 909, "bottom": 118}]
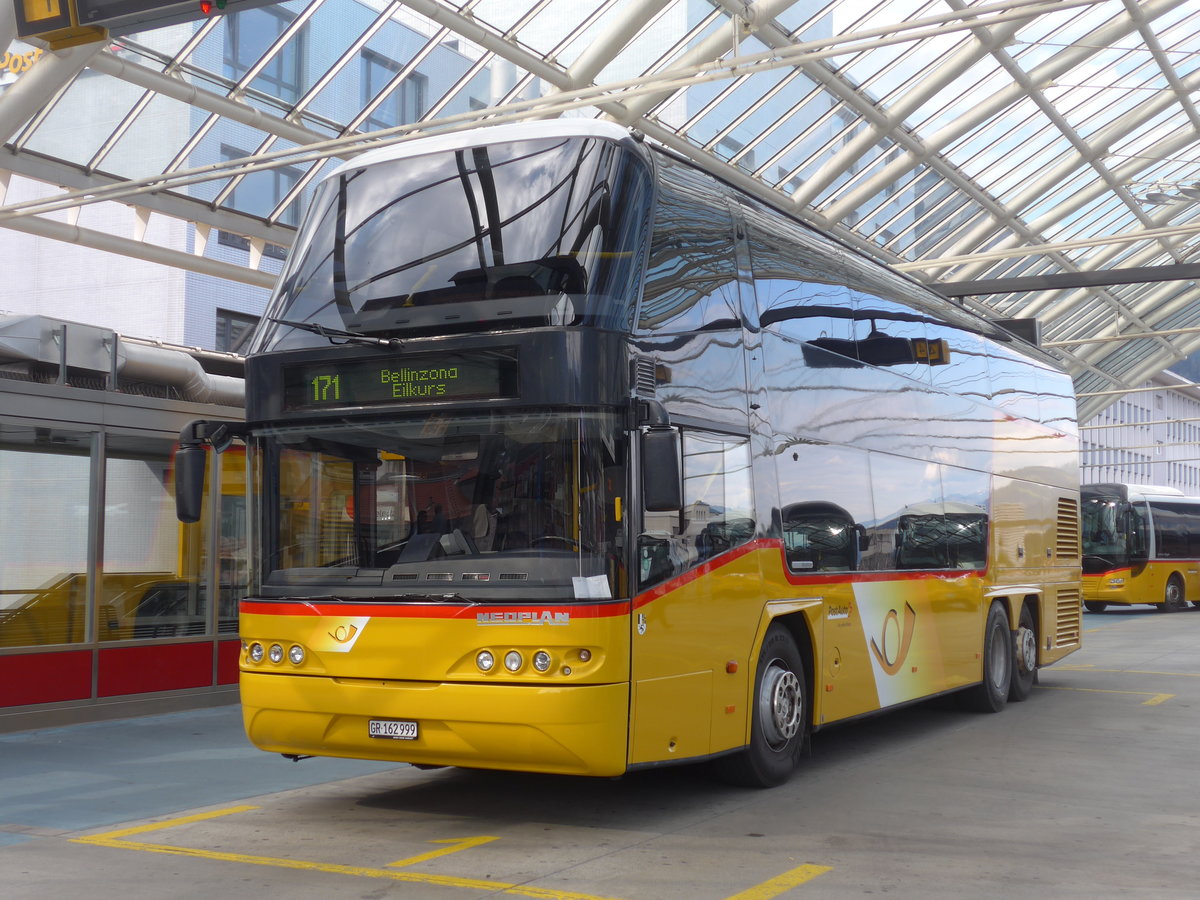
[
  {"left": 1054, "top": 665, "right": 1200, "bottom": 678},
  {"left": 1040, "top": 685, "right": 1175, "bottom": 705},
  {"left": 72, "top": 809, "right": 620, "bottom": 900},
  {"left": 73, "top": 806, "right": 834, "bottom": 900},
  {"left": 388, "top": 835, "right": 500, "bottom": 867},
  {"left": 72, "top": 805, "right": 260, "bottom": 840},
  {"left": 722, "top": 864, "right": 833, "bottom": 899}
]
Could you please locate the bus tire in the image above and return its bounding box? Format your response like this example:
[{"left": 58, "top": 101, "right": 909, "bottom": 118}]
[
  {"left": 716, "top": 624, "right": 807, "bottom": 788},
  {"left": 1083, "top": 601, "right": 1107, "bottom": 613},
  {"left": 1161, "top": 575, "right": 1186, "bottom": 612},
  {"left": 961, "top": 602, "right": 1011, "bottom": 713},
  {"left": 1009, "top": 604, "right": 1037, "bottom": 702}
]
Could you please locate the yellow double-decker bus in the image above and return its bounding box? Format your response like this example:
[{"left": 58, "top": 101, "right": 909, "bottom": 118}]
[
  {"left": 177, "top": 120, "right": 1081, "bottom": 786},
  {"left": 1082, "top": 482, "right": 1200, "bottom": 612}
]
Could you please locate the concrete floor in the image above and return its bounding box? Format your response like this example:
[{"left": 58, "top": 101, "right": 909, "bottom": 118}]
[{"left": 2, "top": 605, "right": 1198, "bottom": 899}]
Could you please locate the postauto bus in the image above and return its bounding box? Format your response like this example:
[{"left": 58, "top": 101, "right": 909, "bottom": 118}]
[
  {"left": 176, "top": 120, "right": 1082, "bottom": 786},
  {"left": 1082, "top": 482, "right": 1200, "bottom": 612}
]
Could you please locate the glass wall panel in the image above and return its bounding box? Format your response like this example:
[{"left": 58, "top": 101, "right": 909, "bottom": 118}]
[
  {"left": 103, "top": 443, "right": 208, "bottom": 639},
  {"left": 0, "top": 437, "right": 92, "bottom": 647},
  {"left": 218, "top": 445, "right": 249, "bottom": 635}
]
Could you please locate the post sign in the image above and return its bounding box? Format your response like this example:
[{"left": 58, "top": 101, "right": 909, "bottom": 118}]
[{"left": 13, "top": 0, "right": 284, "bottom": 48}]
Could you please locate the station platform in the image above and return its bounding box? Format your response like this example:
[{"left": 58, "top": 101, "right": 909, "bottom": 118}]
[{"left": 0, "top": 702, "right": 402, "bottom": 847}]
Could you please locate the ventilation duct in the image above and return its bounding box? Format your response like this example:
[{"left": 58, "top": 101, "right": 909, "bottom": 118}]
[{"left": 0, "top": 315, "right": 243, "bottom": 407}]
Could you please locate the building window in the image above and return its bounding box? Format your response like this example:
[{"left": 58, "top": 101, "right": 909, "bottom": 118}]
[
  {"left": 217, "top": 144, "right": 302, "bottom": 241},
  {"left": 224, "top": 7, "right": 305, "bottom": 104},
  {"left": 215, "top": 309, "right": 259, "bottom": 353},
  {"left": 361, "top": 50, "right": 427, "bottom": 132}
]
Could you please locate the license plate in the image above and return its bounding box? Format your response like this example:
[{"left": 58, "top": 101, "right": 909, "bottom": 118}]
[{"left": 368, "top": 719, "right": 418, "bottom": 740}]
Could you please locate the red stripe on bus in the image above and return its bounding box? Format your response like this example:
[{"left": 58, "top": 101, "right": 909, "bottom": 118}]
[
  {"left": 240, "top": 599, "right": 632, "bottom": 619},
  {"left": 631, "top": 540, "right": 986, "bottom": 608},
  {"left": 631, "top": 540, "right": 772, "bottom": 609}
]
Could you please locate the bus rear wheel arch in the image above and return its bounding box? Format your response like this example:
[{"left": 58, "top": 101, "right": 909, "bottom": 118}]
[{"left": 715, "top": 622, "right": 809, "bottom": 788}]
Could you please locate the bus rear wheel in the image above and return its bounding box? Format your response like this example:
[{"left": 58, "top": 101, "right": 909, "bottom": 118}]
[
  {"left": 1009, "top": 604, "right": 1037, "bottom": 702},
  {"left": 1161, "top": 575, "right": 1186, "bottom": 612},
  {"left": 1083, "top": 601, "right": 1107, "bottom": 613},
  {"left": 961, "top": 602, "right": 1011, "bottom": 713},
  {"left": 715, "top": 624, "right": 807, "bottom": 788}
]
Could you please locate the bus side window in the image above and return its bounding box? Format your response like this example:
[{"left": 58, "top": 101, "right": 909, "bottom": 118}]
[
  {"left": 1126, "top": 504, "right": 1148, "bottom": 561},
  {"left": 777, "top": 443, "right": 875, "bottom": 575},
  {"left": 743, "top": 204, "right": 855, "bottom": 357},
  {"left": 638, "top": 159, "right": 741, "bottom": 334},
  {"left": 862, "top": 455, "right": 946, "bottom": 571},
  {"left": 781, "top": 502, "right": 863, "bottom": 572}
]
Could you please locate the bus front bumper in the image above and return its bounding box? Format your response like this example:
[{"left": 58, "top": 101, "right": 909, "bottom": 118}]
[
  {"left": 1083, "top": 574, "right": 1130, "bottom": 605},
  {"left": 241, "top": 671, "right": 630, "bottom": 777}
]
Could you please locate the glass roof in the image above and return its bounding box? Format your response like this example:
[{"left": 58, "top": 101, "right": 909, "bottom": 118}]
[{"left": 3, "top": 0, "right": 1200, "bottom": 417}]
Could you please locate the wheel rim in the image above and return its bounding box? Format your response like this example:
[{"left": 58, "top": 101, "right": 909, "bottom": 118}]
[
  {"left": 1166, "top": 580, "right": 1183, "bottom": 609},
  {"left": 987, "top": 622, "right": 1010, "bottom": 690},
  {"left": 1017, "top": 626, "right": 1037, "bottom": 674},
  {"left": 758, "top": 659, "right": 802, "bottom": 750}
]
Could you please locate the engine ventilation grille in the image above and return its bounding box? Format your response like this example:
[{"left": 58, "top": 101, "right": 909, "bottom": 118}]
[
  {"left": 390, "top": 573, "right": 418, "bottom": 581},
  {"left": 1056, "top": 497, "right": 1081, "bottom": 560},
  {"left": 632, "top": 356, "right": 657, "bottom": 398},
  {"left": 1055, "top": 587, "right": 1082, "bottom": 647},
  {"left": 425, "top": 573, "right": 454, "bottom": 582},
  {"left": 499, "top": 572, "right": 529, "bottom": 581}
]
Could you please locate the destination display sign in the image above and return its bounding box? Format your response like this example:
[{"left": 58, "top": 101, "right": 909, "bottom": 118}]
[{"left": 282, "top": 350, "right": 519, "bottom": 410}]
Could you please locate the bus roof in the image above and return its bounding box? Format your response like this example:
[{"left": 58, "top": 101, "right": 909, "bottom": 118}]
[
  {"left": 1083, "top": 483, "right": 1198, "bottom": 503},
  {"left": 327, "top": 120, "right": 636, "bottom": 182}
]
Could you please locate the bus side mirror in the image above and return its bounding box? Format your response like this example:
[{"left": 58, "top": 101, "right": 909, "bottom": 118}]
[
  {"left": 642, "top": 428, "right": 682, "bottom": 512},
  {"left": 856, "top": 523, "right": 870, "bottom": 550},
  {"left": 175, "top": 445, "right": 207, "bottom": 524}
]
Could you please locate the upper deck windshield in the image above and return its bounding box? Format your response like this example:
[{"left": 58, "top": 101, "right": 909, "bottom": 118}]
[
  {"left": 257, "top": 410, "right": 625, "bottom": 600},
  {"left": 253, "top": 135, "right": 653, "bottom": 352}
]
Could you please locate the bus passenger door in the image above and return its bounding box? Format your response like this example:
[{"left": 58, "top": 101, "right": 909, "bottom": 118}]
[{"left": 628, "top": 428, "right": 757, "bottom": 767}]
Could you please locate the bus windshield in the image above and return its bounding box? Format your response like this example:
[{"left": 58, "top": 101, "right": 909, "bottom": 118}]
[
  {"left": 1082, "top": 496, "right": 1128, "bottom": 568},
  {"left": 257, "top": 410, "right": 625, "bottom": 597},
  {"left": 254, "top": 135, "right": 653, "bottom": 351}
]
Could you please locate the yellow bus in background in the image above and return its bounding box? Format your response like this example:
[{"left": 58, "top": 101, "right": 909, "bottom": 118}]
[
  {"left": 1082, "top": 483, "right": 1200, "bottom": 612},
  {"left": 177, "top": 121, "right": 1081, "bottom": 786}
]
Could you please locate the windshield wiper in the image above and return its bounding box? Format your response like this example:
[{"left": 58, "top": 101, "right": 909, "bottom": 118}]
[{"left": 269, "top": 317, "right": 402, "bottom": 349}]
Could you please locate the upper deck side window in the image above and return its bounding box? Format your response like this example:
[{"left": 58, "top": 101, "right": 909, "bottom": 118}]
[
  {"left": 637, "top": 157, "right": 742, "bottom": 334},
  {"left": 254, "top": 135, "right": 654, "bottom": 352}
]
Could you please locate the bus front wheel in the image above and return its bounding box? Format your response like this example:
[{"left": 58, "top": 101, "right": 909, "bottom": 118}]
[
  {"left": 1083, "top": 601, "right": 1107, "bottom": 613},
  {"left": 715, "top": 624, "right": 807, "bottom": 788},
  {"left": 961, "top": 602, "right": 1011, "bottom": 713},
  {"left": 1161, "top": 575, "right": 1186, "bottom": 612}
]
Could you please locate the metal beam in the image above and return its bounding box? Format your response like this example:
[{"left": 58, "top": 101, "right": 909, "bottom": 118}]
[
  {"left": 935, "top": 263, "right": 1200, "bottom": 296},
  {"left": 0, "top": 40, "right": 103, "bottom": 145},
  {"left": 0, "top": 151, "right": 297, "bottom": 247},
  {"left": 0, "top": 212, "right": 277, "bottom": 288}
]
